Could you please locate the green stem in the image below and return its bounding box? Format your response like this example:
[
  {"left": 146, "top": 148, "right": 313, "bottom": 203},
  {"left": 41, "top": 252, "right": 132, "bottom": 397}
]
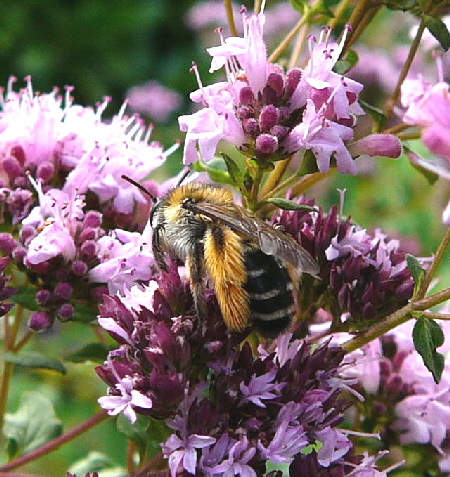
[
  {"left": 422, "top": 311, "right": 450, "bottom": 320},
  {"left": 343, "top": 287, "right": 450, "bottom": 353},
  {"left": 268, "top": 14, "right": 309, "bottom": 64},
  {"left": 259, "top": 157, "right": 293, "bottom": 199},
  {"left": 0, "top": 410, "right": 109, "bottom": 472},
  {"left": 418, "top": 227, "right": 450, "bottom": 299},
  {"left": 342, "top": 303, "right": 413, "bottom": 352},
  {"left": 385, "top": 11, "right": 428, "bottom": 120},
  {"left": 0, "top": 361, "right": 14, "bottom": 437},
  {"left": 330, "top": 0, "right": 354, "bottom": 28},
  {"left": 224, "top": 0, "right": 237, "bottom": 37},
  {"left": 413, "top": 287, "right": 450, "bottom": 311}
]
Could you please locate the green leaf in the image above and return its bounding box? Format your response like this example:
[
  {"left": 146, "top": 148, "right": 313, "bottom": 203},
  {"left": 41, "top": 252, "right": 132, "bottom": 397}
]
[
  {"left": 406, "top": 254, "right": 426, "bottom": 294},
  {"left": 117, "top": 414, "right": 171, "bottom": 461},
  {"left": 72, "top": 301, "right": 99, "bottom": 323},
  {"left": 406, "top": 148, "right": 440, "bottom": 185},
  {"left": 300, "top": 439, "right": 324, "bottom": 455},
  {"left": 266, "top": 198, "right": 316, "bottom": 211},
  {"left": 413, "top": 317, "right": 445, "bottom": 383},
  {"left": 9, "top": 285, "right": 39, "bottom": 311},
  {"left": 68, "top": 451, "right": 125, "bottom": 477},
  {"left": 221, "top": 152, "right": 243, "bottom": 188},
  {"left": 334, "top": 50, "right": 359, "bottom": 75},
  {"left": 4, "top": 392, "right": 62, "bottom": 458},
  {"left": 194, "top": 158, "right": 233, "bottom": 186},
  {"left": 64, "top": 343, "right": 110, "bottom": 363},
  {"left": 359, "top": 100, "right": 386, "bottom": 131},
  {"left": 4, "top": 352, "right": 66, "bottom": 374},
  {"left": 425, "top": 15, "right": 450, "bottom": 51},
  {"left": 289, "top": 0, "right": 308, "bottom": 14}
]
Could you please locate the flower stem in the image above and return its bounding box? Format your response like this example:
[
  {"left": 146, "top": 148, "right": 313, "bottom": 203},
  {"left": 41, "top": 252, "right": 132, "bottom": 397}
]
[
  {"left": 268, "top": 14, "right": 309, "bottom": 63},
  {"left": 329, "top": 0, "right": 354, "bottom": 28},
  {"left": 224, "top": 0, "right": 237, "bottom": 37},
  {"left": 342, "top": 303, "right": 413, "bottom": 352},
  {"left": 259, "top": 156, "right": 293, "bottom": 198},
  {"left": 343, "top": 287, "right": 450, "bottom": 353},
  {"left": 418, "top": 227, "right": 450, "bottom": 299},
  {"left": 0, "top": 410, "right": 109, "bottom": 472}
]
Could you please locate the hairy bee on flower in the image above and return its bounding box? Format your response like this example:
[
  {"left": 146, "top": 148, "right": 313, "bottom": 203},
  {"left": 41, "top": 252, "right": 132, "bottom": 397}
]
[{"left": 148, "top": 181, "right": 319, "bottom": 337}]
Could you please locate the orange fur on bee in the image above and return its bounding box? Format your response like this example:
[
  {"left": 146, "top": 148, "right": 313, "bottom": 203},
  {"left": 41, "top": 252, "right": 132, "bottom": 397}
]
[{"left": 204, "top": 226, "right": 249, "bottom": 331}]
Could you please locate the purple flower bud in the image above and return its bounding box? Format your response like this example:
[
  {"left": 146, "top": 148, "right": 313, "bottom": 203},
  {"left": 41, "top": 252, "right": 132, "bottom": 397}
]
[
  {"left": 255, "top": 134, "right": 278, "bottom": 156},
  {"left": 259, "top": 105, "right": 279, "bottom": 131},
  {"left": 12, "top": 247, "right": 26, "bottom": 262},
  {"left": 79, "top": 228, "right": 97, "bottom": 243},
  {"left": 57, "top": 303, "right": 74, "bottom": 321},
  {"left": 29, "top": 311, "right": 53, "bottom": 332},
  {"left": 20, "top": 225, "right": 36, "bottom": 244},
  {"left": 242, "top": 118, "right": 260, "bottom": 138},
  {"left": 385, "top": 374, "right": 404, "bottom": 394},
  {"left": 373, "top": 401, "right": 387, "bottom": 416},
  {"left": 262, "top": 85, "right": 277, "bottom": 105},
  {"left": 80, "top": 240, "right": 97, "bottom": 260},
  {"left": 91, "top": 285, "right": 108, "bottom": 302},
  {"left": 36, "top": 289, "right": 52, "bottom": 306},
  {"left": 237, "top": 105, "right": 254, "bottom": 120},
  {"left": 266, "top": 73, "right": 284, "bottom": 98},
  {"left": 0, "top": 233, "right": 17, "bottom": 255},
  {"left": 83, "top": 210, "right": 103, "bottom": 229},
  {"left": 239, "top": 86, "right": 255, "bottom": 106},
  {"left": 2, "top": 156, "right": 22, "bottom": 180},
  {"left": 54, "top": 282, "right": 73, "bottom": 301},
  {"left": 72, "top": 260, "right": 88, "bottom": 276},
  {"left": 285, "top": 68, "right": 302, "bottom": 98},
  {"left": 36, "top": 162, "right": 54, "bottom": 183},
  {"left": 11, "top": 145, "right": 26, "bottom": 166},
  {"left": 13, "top": 176, "right": 27, "bottom": 189},
  {"left": 348, "top": 134, "right": 402, "bottom": 159},
  {"left": 270, "top": 125, "right": 288, "bottom": 140}
]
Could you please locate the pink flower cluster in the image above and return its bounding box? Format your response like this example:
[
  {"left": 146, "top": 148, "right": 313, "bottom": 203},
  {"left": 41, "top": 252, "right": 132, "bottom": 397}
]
[{"left": 179, "top": 11, "right": 366, "bottom": 174}]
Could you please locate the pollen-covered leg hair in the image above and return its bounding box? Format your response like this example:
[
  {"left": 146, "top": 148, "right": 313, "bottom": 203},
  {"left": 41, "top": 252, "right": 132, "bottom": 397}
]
[{"left": 185, "top": 242, "right": 207, "bottom": 322}]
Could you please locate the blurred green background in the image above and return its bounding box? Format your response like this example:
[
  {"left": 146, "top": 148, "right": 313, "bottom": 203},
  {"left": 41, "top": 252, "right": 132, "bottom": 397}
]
[{"left": 1, "top": 1, "right": 449, "bottom": 475}]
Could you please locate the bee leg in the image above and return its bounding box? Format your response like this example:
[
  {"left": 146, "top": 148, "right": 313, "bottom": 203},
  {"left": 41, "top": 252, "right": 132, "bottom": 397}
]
[
  {"left": 186, "top": 243, "right": 207, "bottom": 328},
  {"left": 152, "top": 225, "right": 167, "bottom": 271}
]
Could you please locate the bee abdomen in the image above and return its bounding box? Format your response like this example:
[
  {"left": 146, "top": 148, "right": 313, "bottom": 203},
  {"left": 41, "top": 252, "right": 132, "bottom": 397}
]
[{"left": 244, "top": 249, "right": 294, "bottom": 338}]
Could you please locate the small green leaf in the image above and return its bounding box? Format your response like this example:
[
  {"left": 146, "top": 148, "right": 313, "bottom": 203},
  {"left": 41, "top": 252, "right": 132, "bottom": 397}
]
[
  {"left": 425, "top": 15, "right": 450, "bottom": 51},
  {"left": 300, "top": 439, "right": 324, "bottom": 455},
  {"left": 4, "top": 352, "right": 66, "bottom": 374},
  {"left": 406, "top": 148, "right": 440, "bottom": 185},
  {"left": 194, "top": 158, "right": 233, "bottom": 185},
  {"left": 117, "top": 413, "right": 149, "bottom": 453},
  {"left": 9, "top": 285, "right": 39, "bottom": 311},
  {"left": 298, "top": 149, "right": 320, "bottom": 175},
  {"left": 68, "top": 451, "right": 125, "bottom": 476},
  {"left": 4, "top": 392, "right": 62, "bottom": 458},
  {"left": 406, "top": 254, "right": 426, "bottom": 294},
  {"left": 266, "top": 198, "right": 316, "bottom": 212},
  {"left": 221, "top": 153, "right": 243, "bottom": 187},
  {"left": 72, "top": 301, "right": 101, "bottom": 323},
  {"left": 334, "top": 50, "right": 359, "bottom": 75},
  {"left": 289, "top": 0, "right": 308, "bottom": 14},
  {"left": 413, "top": 317, "right": 445, "bottom": 383},
  {"left": 64, "top": 343, "right": 110, "bottom": 363},
  {"left": 359, "top": 100, "right": 387, "bottom": 131}
]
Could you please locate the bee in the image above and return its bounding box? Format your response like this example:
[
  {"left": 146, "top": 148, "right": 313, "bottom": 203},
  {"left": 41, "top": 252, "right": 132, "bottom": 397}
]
[{"left": 148, "top": 181, "right": 319, "bottom": 338}]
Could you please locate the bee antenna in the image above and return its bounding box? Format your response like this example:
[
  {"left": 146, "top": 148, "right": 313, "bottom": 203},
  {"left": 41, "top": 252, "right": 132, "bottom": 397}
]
[
  {"left": 121, "top": 175, "right": 157, "bottom": 203},
  {"left": 176, "top": 167, "right": 191, "bottom": 187}
]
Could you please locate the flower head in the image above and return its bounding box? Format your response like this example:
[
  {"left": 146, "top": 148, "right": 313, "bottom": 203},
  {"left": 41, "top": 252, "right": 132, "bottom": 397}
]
[{"left": 180, "top": 17, "right": 366, "bottom": 174}]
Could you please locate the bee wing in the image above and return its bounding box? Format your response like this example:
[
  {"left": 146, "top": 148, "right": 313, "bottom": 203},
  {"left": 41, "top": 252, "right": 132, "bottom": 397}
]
[{"left": 184, "top": 201, "right": 319, "bottom": 276}]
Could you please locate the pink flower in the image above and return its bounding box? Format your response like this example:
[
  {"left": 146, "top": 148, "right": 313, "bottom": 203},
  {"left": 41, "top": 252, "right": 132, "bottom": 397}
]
[
  {"left": 126, "top": 81, "right": 182, "bottom": 122},
  {"left": 401, "top": 78, "right": 450, "bottom": 162}
]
